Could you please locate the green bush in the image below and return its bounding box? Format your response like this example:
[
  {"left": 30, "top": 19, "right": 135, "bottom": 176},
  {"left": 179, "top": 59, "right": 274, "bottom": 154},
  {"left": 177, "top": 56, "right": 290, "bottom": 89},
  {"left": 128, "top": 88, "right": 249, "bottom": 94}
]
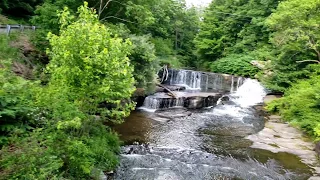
[
  {"left": 0, "top": 61, "right": 36, "bottom": 146},
  {"left": 266, "top": 75, "right": 320, "bottom": 140},
  {"left": 209, "top": 54, "right": 260, "bottom": 78},
  {"left": 129, "top": 35, "right": 158, "bottom": 94},
  {"left": 1, "top": 3, "right": 133, "bottom": 179}
]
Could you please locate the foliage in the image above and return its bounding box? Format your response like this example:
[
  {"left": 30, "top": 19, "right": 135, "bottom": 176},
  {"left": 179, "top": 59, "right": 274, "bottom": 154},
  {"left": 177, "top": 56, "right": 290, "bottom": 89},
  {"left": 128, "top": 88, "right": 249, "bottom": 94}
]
[
  {"left": 263, "top": 0, "right": 320, "bottom": 92},
  {"left": 47, "top": 4, "right": 135, "bottom": 122},
  {"left": 209, "top": 54, "right": 260, "bottom": 78},
  {"left": 0, "top": 35, "right": 18, "bottom": 60},
  {"left": 128, "top": 35, "right": 158, "bottom": 94},
  {"left": 0, "top": 61, "right": 35, "bottom": 146},
  {"left": 195, "top": 0, "right": 279, "bottom": 64},
  {"left": 0, "top": 0, "right": 44, "bottom": 18},
  {"left": 1, "top": 3, "right": 134, "bottom": 179},
  {"left": 0, "top": 15, "right": 19, "bottom": 24},
  {"left": 31, "top": 0, "right": 200, "bottom": 69},
  {"left": 266, "top": 75, "right": 320, "bottom": 140}
]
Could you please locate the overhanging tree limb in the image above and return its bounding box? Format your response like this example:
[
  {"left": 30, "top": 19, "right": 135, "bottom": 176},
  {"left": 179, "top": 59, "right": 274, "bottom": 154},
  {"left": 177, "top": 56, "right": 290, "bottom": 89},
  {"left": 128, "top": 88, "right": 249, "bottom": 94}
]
[{"left": 296, "top": 60, "right": 320, "bottom": 64}]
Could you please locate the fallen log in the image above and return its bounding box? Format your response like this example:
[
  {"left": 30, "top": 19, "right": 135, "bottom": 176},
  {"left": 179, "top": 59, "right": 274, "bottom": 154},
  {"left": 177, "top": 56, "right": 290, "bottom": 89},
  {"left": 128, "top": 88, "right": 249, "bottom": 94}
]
[{"left": 156, "top": 83, "right": 178, "bottom": 98}]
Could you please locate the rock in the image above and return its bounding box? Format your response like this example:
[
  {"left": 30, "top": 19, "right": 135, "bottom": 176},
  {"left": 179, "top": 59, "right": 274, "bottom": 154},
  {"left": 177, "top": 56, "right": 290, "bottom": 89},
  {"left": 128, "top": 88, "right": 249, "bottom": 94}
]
[
  {"left": 90, "top": 168, "right": 108, "bottom": 180},
  {"left": 220, "top": 95, "right": 230, "bottom": 102},
  {"left": 246, "top": 121, "right": 318, "bottom": 168},
  {"left": 251, "top": 60, "right": 271, "bottom": 70},
  {"left": 185, "top": 95, "right": 221, "bottom": 109},
  {"left": 315, "top": 142, "right": 320, "bottom": 156},
  {"left": 263, "top": 95, "right": 282, "bottom": 104}
]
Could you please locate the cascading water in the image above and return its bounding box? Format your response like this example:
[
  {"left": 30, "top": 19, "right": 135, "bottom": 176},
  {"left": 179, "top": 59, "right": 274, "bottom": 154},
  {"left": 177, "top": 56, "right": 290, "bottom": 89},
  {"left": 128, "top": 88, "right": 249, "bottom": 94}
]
[
  {"left": 114, "top": 76, "right": 312, "bottom": 179},
  {"left": 139, "top": 93, "right": 185, "bottom": 112},
  {"left": 211, "top": 79, "right": 266, "bottom": 123},
  {"left": 170, "top": 70, "right": 201, "bottom": 90},
  {"left": 232, "top": 78, "right": 266, "bottom": 107},
  {"left": 140, "top": 69, "right": 246, "bottom": 111}
]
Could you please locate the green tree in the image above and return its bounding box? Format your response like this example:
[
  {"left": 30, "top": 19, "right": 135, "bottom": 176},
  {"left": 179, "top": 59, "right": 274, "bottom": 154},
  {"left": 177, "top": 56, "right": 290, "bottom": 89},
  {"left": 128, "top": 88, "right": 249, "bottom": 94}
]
[
  {"left": 264, "top": 0, "right": 320, "bottom": 92},
  {"left": 267, "top": 74, "right": 320, "bottom": 140},
  {"left": 0, "top": 0, "right": 44, "bottom": 18},
  {"left": 1, "top": 3, "right": 134, "bottom": 179},
  {"left": 47, "top": 3, "right": 135, "bottom": 122},
  {"left": 194, "top": 0, "right": 278, "bottom": 68}
]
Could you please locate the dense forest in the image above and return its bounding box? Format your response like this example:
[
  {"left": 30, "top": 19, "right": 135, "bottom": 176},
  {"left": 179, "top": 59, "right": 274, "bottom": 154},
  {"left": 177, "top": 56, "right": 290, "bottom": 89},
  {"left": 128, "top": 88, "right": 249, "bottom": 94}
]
[{"left": 1, "top": 0, "right": 320, "bottom": 178}]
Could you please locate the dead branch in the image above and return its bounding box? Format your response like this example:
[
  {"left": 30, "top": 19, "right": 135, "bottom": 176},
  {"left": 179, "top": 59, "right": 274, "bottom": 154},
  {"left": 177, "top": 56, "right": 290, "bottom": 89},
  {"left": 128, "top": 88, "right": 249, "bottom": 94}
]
[
  {"left": 156, "top": 83, "right": 178, "bottom": 98},
  {"left": 296, "top": 60, "right": 320, "bottom": 64}
]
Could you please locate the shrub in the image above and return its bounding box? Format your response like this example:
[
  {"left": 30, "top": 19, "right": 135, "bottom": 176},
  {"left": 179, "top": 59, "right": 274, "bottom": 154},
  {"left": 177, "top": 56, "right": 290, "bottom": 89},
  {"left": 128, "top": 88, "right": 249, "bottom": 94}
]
[
  {"left": 1, "top": 3, "right": 134, "bottom": 179},
  {"left": 0, "top": 61, "right": 36, "bottom": 146},
  {"left": 209, "top": 54, "right": 260, "bottom": 78},
  {"left": 266, "top": 75, "right": 320, "bottom": 140}
]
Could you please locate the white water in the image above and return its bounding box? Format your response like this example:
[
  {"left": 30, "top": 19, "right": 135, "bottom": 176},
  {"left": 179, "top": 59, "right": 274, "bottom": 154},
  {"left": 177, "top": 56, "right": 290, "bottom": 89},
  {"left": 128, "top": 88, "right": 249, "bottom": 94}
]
[
  {"left": 232, "top": 79, "right": 266, "bottom": 107},
  {"left": 170, "top": 70, "right": 202, "bottom": 90},
  {"left": 140, "top": 70, "right": 260, "bottom": 111},
  {"left": 211, "top": 79, "right": 266, "bottom": 120}
]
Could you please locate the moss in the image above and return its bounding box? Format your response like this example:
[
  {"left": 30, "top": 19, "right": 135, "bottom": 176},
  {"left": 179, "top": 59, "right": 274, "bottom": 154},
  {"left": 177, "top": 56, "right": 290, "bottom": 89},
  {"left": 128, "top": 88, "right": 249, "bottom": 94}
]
[{"left": 268, "top": 143, "right": 280, "bottom": 148}]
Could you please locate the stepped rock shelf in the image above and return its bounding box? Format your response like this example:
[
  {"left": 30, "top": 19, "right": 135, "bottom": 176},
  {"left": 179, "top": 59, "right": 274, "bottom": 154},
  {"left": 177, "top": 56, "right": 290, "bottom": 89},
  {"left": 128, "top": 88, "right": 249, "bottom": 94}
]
[{"left": 139, "top": 68, "right": 244, "bottom": 111}]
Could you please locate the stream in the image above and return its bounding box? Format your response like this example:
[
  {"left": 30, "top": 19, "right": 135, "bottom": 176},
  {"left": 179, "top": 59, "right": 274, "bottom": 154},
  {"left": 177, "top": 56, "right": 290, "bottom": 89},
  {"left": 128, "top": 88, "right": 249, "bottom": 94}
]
[{"left": 113, "top": 69, "right": 313, "bottom": 180}]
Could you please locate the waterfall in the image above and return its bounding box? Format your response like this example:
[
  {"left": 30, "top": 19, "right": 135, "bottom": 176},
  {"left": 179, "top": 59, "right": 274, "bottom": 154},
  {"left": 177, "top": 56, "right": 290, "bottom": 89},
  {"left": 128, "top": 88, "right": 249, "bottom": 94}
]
[
  {"left": 230, "top": 76, "right": 235, "bottom": 93},
  {"left": 169, "top": 70, "right": 201, "bottom": 90},
  {"left": 141, "top": 69, "right": 254, "bottom": 111},
  {"left": 139, "top": 93, "right": 185, "bottom": 112},
  {"left": 210, "top": 79, "right": 266, "bottom": 120},
  {"left": 236, "top": 77, "right": 244, "bottom": 91},
  {"left": 205, "top": 75, "right": 209, "bottom": 90},
  {"left": 232, "top": 79, "right": 266, "bottom": 107}
]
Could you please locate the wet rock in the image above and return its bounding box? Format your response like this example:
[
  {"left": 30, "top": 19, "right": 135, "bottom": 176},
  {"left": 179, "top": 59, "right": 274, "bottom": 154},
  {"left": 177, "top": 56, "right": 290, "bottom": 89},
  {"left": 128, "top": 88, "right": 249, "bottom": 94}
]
[
  {"left": 246, "top": 121, "right": 319, "bottom": 173},
  {"left": 185, "top": 95, "right": 221, "bottom": 109},
  {"left": 220, "top": 95, "right": 230, "bottom": 102},
  {"left": 91, "top": 168, "right": 108, "bottom": 180},
  {"left": 155, "top": 108, "right": 192, "bottom": 119},
  {"left": 315, "top": 142, "right": 320, "bottom": 156}
]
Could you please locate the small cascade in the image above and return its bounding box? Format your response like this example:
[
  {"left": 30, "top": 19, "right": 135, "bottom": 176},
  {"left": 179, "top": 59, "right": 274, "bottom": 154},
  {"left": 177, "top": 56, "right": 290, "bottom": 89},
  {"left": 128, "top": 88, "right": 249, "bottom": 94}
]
[
  {"left": 141, "top": 69, "right": 249, "bottom": 111},
  {"left": 205, "top": 74, "right": 209, "bottom": 90},
  {"left": 236, "top": 77, "right": 244, "bottom": 91},
  {"left": 169, "top": 70, "right": 202, "bottom": 90},
  {"left": 210, "top": 79, "right": 266, "bottom": 122},
  {"left": 139, "top": 93, "right": 185, "bottom": 112},
  {"left": 230, "top": 76, "right": 235, "bottom": 93},
  {"left": 232, "top": 79, "right": 266, "bottom": 107}
]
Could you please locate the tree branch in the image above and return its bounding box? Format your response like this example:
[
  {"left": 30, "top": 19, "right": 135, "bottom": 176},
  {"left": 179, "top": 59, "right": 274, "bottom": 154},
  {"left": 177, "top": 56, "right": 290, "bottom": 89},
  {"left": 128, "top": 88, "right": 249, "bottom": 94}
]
[
  {"left": 296, "top": 60, "right": 320, "bottom": 64},
  {"left": 99, "top": 0, "right": 112, "bottom": 19},
  {"left": 309, "top": 37, "right": 320, "bottom": 61},
  {"left": 101, "top": 16, "right": 138, "bottom": 24}
]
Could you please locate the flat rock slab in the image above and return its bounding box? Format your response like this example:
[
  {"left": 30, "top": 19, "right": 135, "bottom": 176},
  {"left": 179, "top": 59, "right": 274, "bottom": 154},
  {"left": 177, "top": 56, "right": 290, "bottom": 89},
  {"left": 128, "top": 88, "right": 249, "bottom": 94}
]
[
  {"left": 246, "top": 118, "right": 320, "bottom": 178},
  {"left": 150, "top": 92, "right": 222, "bottom": 98}
]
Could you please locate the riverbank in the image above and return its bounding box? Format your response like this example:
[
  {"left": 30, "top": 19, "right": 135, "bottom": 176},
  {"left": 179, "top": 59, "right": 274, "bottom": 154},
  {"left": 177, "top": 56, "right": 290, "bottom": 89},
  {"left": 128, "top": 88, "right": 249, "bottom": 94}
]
[{"left": 246, "top": 95, "right": 320, "bottom": 179}]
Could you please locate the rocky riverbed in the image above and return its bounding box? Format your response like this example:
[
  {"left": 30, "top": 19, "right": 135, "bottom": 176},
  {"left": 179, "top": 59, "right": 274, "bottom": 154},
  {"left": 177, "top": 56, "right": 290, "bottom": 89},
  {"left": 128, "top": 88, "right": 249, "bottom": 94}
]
[
  {"left": 246, "top": 95, "right": 320, "bottom": 179},
  {"left": 111, "top": 78, "right": 319, "bottom": 179}
]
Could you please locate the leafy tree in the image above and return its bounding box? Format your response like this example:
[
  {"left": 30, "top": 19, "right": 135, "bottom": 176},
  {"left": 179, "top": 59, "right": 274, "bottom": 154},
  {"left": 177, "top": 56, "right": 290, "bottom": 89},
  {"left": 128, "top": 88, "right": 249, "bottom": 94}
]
[
  {"left": 194, "top": 0, "right": 278, "bottom": 67},
  {"left": 264, "top": 0, "right": 320, "bottom": 92},
  {"left": 1, "top": 3, "right": 134, "bottom": 179},
  {"left": 128, "top": 34, "right": 158, "bottom": 93},
  {"left": 47, "top": 3, "right": 135, "bottom": 122},
  {"left": 267, "top": 74, "right": 320, "bottom": 140},
  {"left": 0, "top": 0, "right": 44, "bottom": 18}
]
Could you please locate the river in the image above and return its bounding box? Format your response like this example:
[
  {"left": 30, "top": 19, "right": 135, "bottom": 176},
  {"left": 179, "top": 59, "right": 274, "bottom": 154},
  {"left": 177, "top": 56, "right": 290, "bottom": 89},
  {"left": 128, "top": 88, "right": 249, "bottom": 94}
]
[{"left": 113, "top": 69, "right": 313, "bottom": 180}]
